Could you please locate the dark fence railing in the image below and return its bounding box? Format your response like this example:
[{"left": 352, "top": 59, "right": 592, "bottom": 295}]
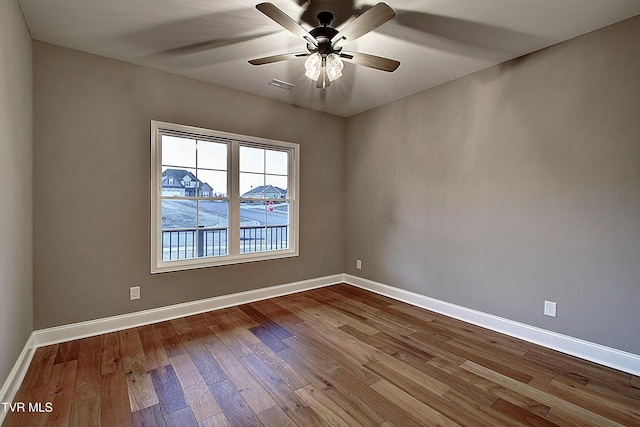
[
  {"left": 162, "top": 227, "right": 227, "bottom": 261},
  {"left": 162, "top": 225, "right": 288, "bottom": 261},
  {"left": 240, "top": 225, "right": 288, "bottom": 254}
]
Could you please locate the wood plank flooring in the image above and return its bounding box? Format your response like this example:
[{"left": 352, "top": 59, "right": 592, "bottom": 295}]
[{"left": 4, "top": 284, "right": 640, "bottom": 426}]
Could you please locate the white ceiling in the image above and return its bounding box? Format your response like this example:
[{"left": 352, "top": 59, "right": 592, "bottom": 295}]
[{"left": 18, "top": 0, "right": 640, "bottom": 117}]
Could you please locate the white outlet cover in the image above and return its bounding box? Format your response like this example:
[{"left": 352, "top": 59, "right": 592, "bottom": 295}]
[
  {"left": 544, "top": 301, "right": 557, "bottom": 317},
  {"left": 130, "top": 286, "right": 140, "bottom": 300}
]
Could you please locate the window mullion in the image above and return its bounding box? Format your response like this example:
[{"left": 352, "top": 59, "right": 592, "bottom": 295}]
[
  {"left": 229, "top": 141, "right": 240, "bottom": 256},
  {"left": 289, "top": 147, "right": 298, "bottom": 251},
  {"left": 195, "top": 141, "right": 199, "bottom": 258}
]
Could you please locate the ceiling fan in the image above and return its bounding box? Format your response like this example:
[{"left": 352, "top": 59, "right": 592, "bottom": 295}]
[{"left": 248, "top": 2, "right": 400, "bottom": 91}]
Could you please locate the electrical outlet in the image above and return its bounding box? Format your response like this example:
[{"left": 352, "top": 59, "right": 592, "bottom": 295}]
[
  {"left": 356, "top": 259, "right": 362, "bottom": 270},
  {"left": 130, "top": 286, "right": 140, "bottom": 300},
  {"left": 544, "top": 300, "right": 557, "bottom": 317}
]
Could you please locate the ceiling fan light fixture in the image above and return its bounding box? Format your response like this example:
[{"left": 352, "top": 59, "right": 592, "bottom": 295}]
[
  {"left": 304, "top": 52, "right": 322, "bottom": 80},
  {"left": 251, "top": 2, "right": 400, "bottom": 90},
  {"left": 325, "top": 53, "right": 344, "bottom": 81}
]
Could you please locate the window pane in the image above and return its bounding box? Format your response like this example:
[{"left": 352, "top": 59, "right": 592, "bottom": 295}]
[
  {"left": 240, "top": 201, "right": 265, "bottom": 254},
  {"left": 161, "top": 199, "right": 196, "bottom": 229},
  {"left": 161, "top": 199, "right": 197, "bottom": 261},
  {"left": 266, "top": 201, "right": 289, "bottom": 225},
  {"left": 238, "top": 201, "right": 289, "bottom": 254},
  {"left": 162, "top": 135, "right": 196, "bottom": 168},
  {"left": 198, "top": 200, "right": 228, "bottom": 257},
  {"left": 197, "top": 141, "right": 227, "bottom": 170},
  {"left": 198, "top": 200, "right": 229, "bottom": 228},
  {"left": 197, "top": 169, "right": 227, "bottom": 197},
  {"left": 162, "top": 167, "right": 198, "bottom": 197},
  {"left": 240, "top": 172, "right": 265, "bottom": 198},
  {"left": 240, "top": 146, "right": 264, "bottom": 173},
  {"left": 266, "top": 201, "right": 289, "bottom": 250},
  {"left": 266, "top": 150, "right": 288, "bottom": 175},
  {"left": 265, "top": 175, "right": 288, "bottom": 197}
]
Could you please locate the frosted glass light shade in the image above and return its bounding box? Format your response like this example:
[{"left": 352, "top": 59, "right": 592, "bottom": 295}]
[
  {"left": 325, "top": 53, "right": 344, "bottom": 81},
  {"left": 304, "top": 53, "right": 322, "bottom": 80}
]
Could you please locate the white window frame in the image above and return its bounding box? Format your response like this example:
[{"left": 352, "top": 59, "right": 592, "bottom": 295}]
[{"left": 151, "top": 121, "right": 299, "bottom": 273}]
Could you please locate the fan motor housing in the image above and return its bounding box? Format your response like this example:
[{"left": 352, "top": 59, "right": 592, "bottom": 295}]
[
  {"left": 308, "top": 26, "right": 340, "bottom": 55},
  {"left": 309, "top": 26, "right": 339, "bottom": 40}
]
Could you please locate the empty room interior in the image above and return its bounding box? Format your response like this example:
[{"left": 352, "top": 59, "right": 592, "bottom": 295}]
[{"left": 2, "top": 0, "right": 640, "bottom": 425}]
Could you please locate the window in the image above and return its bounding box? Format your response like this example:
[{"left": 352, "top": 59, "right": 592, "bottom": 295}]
[{"left": 151, "top": 121, "right": 299, "bottom": 273}]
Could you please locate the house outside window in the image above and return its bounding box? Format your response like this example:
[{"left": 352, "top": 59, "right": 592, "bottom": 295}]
[{"left": 151, "top": 121, "right": 299, "bottom": 273}]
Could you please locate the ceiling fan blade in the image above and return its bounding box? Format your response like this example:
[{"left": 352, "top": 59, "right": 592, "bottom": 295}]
[
  {"left": 249, "top": 52, "right": 309, "bottom": 66},
  {"left": 340, "top": 52, "right": 400, "bottom": 72},
  {"left": 256, "top": 3, "right": 318, "bottom": 46},
  {"left": 331, "top": 2, "right": 395, "bottom": 48}
]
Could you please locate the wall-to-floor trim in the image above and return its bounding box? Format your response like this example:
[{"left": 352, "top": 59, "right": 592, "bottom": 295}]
[
  {"left": 0, "top": 333, "right": 36, "bottom": 425},
  {"left": 3, "top": 275, "right": 342, "bottom": 424},
  {"left": 344, "top": 274, "right": 640, "bottom": 376},
  {"left": 3, "top": 271, "right": 638, "bottom": 421},
  {"left": 33, "top": 274, "right": 343, "bottom": 347}
]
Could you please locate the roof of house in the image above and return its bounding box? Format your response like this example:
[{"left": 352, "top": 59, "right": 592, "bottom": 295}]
[
  {"left": 241, "top": 185, "right": 286, "bottom": 198},
  {"left": 161, "top": 175, "right": 184, "bottom": 189},
  {"left": 162, "top": 168, "right": 216, "bottom": 194},
  {"left": 162, "top": 168, "right": 197, "bottom": 181}
]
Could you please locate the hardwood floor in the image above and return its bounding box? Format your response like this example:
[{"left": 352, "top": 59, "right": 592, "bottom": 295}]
[{"left": 4, "top": 284, "right": 640, "bottom": 426}]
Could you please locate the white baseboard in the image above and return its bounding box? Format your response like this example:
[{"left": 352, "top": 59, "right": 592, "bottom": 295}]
[
  {"left": 34, "top": 274, "right": 343, "bottom": 347},
  {"left": 344, "top": 274, "right": 640, "bottom": 376},
  {"left": 2, "top": 274, "right": 341, "bottom": 424},
  {"left": 0, "top": 333, "right": 36, "bottom": 425},
  {"left": 3, "top": 271, "right": 637, "bottom": 420}
]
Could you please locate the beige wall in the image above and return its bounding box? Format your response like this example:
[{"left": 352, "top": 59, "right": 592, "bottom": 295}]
[
  {"left": 30, "top": 14, "right": 640, "bottom": 357},
  {"left": 0, "top": 0, "right": 34, "bottom": 386},
  {"left": 33, "top": 42, "right": 344, "bottom": 329},
  {"left": 345, "top": 15, "right": 640, "bottom": 354}
]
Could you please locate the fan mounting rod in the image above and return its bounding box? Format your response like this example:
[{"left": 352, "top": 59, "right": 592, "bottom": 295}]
[{"left": 317, "top": 10, "right": 334, "bottom": 27}]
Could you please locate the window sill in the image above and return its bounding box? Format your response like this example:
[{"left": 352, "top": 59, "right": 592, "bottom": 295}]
[{"left": 151, "top": 249, "right": 299, "bottom": 274}]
